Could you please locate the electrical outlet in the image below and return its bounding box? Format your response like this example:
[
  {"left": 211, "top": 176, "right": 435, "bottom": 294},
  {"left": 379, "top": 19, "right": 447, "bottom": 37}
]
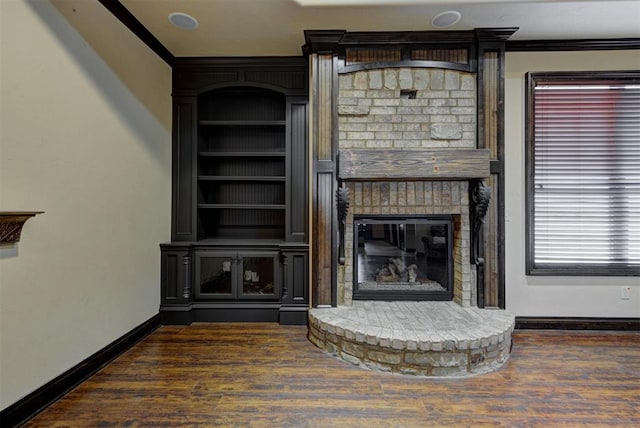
[{"left": 621, "top": 286, "right": 631, "bottom": 300}]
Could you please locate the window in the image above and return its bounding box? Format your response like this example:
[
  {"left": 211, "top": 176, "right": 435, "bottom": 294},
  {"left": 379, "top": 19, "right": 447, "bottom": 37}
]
[{"left": 525, "top": 71, "right": 640, "bottom": 276}]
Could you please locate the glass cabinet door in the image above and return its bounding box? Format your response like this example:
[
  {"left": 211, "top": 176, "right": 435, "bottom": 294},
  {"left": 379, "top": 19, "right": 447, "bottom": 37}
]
[
  {"left": 240, "top": 256, "right": 276, "bottom": 297},
  {"left": 197, "top": 255, "right": 234, "bottom": 297}
]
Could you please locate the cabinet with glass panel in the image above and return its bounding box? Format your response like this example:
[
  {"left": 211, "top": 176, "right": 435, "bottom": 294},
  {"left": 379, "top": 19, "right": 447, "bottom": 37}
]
[{"left": 196, "top": 251, "right": 280, "bottom": 300}]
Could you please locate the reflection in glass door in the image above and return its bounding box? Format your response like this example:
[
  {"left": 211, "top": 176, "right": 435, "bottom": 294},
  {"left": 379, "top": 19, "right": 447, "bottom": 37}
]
[
  {"left": 199, "top": 256, "right": 234, "bottom": 295},
  {"left": 241, "top": 256, "right": 275, "bottom": 296}
]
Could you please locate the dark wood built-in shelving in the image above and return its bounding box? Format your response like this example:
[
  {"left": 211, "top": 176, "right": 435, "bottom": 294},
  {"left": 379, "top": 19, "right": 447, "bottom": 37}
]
[
  {"left": 198, "top": 204, "right": 286, "bottom": 209},
  {"left": 199, "top": 152, "right": 286, "bottom": 157},
  {"left": 197, "top": 176, "right": 286, "bottom": 181},
  {"left": 195, "top": 86, "right": 289, "bottom": 240},
  {"left": 162, "top": 57, "right": 309, "bottom": 325},
  {"left": 199, "top": 120, "right": 286, "bottom": 126}
]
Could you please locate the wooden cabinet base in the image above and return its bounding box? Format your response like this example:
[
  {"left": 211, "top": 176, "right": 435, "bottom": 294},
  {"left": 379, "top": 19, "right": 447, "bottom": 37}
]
[
  {"left": 159, "top": 303, "right": 308, "bottom": 325},
  {"left": 279, "top": 305, "right": 310, "bottom": 325},
  {"left": 160, "top": 241, "right": 309, "bottom": 325}
]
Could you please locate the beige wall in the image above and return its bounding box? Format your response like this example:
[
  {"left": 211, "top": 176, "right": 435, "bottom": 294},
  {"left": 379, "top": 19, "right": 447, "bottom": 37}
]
[
  {"left": 505, "top": 50, "right": 640, "bottom": 317},
  {"left": 0, "top": 0, "right": 171, "bottom": 409}
]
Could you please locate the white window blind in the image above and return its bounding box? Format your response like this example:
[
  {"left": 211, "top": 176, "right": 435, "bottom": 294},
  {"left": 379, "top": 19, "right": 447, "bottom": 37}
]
[{"left": 527, "top": 73, "right": 640, "bottom": 275}]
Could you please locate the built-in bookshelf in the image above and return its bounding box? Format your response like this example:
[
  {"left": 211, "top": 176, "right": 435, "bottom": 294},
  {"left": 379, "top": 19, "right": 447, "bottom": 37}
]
[
  {"left": 161, "top": 58, "right": 309, "bottom": 325},
  {"left": 197, "top": 87, "right": 287, "bottom": 240}
]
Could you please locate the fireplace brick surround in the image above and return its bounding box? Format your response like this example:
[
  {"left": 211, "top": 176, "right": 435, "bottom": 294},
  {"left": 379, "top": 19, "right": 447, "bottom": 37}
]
[
  {"left": 338, "top": 68, "right": 477, "bottom": 151},
  {"left": 305, "top": 29, "right": 517, "bottom": 376},
  {"left": 341, "top": 181, "right": 471, "bottom": 306},
  {"left": 337, "top": 66, "right": 477, "bottom": 308}
]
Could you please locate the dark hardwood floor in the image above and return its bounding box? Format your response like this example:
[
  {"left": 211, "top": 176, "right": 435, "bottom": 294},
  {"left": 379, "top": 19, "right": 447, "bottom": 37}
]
[{"left": 24, "top": 324, "right": 639, "bottom": 427}]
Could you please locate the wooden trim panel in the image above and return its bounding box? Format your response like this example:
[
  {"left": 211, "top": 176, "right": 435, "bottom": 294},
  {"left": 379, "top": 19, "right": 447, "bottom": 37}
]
[
  {"left": 507, "top": 38, "right": 640, "bottom": 52},
  {"left": 516, "top": 317, "right": 640, "bottom": 331},
  {"left": 339, "top": 60, "right": 474, "bottom": 74}
]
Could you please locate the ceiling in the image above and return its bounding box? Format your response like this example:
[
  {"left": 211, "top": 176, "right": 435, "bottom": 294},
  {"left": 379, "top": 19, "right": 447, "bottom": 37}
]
[{"left": 117, "top": 0, "right": 640, "bottom": 57}]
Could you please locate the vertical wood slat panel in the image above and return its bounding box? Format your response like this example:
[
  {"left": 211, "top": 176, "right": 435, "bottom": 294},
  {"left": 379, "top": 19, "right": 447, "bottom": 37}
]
[
  {"left": 317, "top": 56, "right": 334, "bottom": 161},
  {"left": 345, "top": 48, "right": 401, "bottom": 65},
  {"left": 411, "top": 49, "right": 469, "bottom": 64},
  {"left": 484, "top": 174, "right": 500, "bottom": 306},
  {"left": 311, "top": 54, "right": 337, "bottom": 306},
  {"left": 316, "top": 173, "right": 334, "bottom": 305},
  {"left": 483, "top": 51, "right": 499, "bottom": 159},
  {"left": 287, "top": 99, "right": 308, "bottom": 242},
  {"left": 479, "top": 48, "right": 503, "bottom": 308},
  {"left": 173, "top": 98, "right": 197, "bottom": 241}
]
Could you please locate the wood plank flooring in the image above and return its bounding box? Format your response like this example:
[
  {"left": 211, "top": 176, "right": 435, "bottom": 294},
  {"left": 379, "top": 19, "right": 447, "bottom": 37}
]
[{"left": 25, "top": 324, "right": 639, "bottom": 427}]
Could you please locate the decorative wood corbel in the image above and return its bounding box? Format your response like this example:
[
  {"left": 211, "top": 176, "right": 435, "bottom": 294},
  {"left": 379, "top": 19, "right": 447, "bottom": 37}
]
[
  {"left": 471, "top": 179, "right": 491, "bottom": 256},
  {"left": 336, "top": 186, "right": 350, "bottom": 265},
  {"left": 470, "top": 180, "right": 491, "bottom": 308},
  {"left": 0, "top": 212, "right": 44, "bottom": 244}
]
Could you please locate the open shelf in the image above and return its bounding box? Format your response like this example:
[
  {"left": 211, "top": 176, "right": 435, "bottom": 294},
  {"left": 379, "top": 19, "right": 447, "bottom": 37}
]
[
  {"left": 198, "top": 204, "right": 286, "bottom": 210},
  {"left": 199, "top": 120, "right": 286, "bottom": 126},
  {"left": 198, "top": 176, "right": 286, "bottom": 182},
  {"left": 199, "top": 151, "right": 285, "bottom": 157},
  {"left": 198, "top": 204, "right": 286, "bottom": 240},
  {"left": 198, "top": 126, "right": 285, "bottom": 153},
  {"left": 196, "top": 86, "right": 288, "bottom": 242}
]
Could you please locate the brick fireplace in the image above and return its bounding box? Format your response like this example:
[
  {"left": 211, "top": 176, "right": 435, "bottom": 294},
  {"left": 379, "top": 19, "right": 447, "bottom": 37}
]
[
  {"left": 337, "top": 67, "right": 481, "bottom": 308},
  {"left": 343, "top": 183, "right": 468, "bottom": 304},
  {"left": 305, "top": 29, "right": 517, "bottom": 376}
]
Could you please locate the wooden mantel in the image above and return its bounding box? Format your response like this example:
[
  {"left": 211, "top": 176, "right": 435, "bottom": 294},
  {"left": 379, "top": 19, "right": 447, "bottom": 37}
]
[
  {"left": 338, "top": 149, "right": 491, "bottom": 181},
  {"left": 0, "top": 211, "right": 44, "bottom": 244}
]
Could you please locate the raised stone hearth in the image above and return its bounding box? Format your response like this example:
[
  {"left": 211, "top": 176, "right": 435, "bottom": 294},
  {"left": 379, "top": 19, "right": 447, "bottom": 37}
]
[{"left": 308, "top": 301, "right": 515, "bottom": 377}]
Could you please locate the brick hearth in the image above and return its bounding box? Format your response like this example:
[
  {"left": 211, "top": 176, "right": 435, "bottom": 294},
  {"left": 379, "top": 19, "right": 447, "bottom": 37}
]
[{"left": 309, "top": 301, "right": 515, "bottom": 377}]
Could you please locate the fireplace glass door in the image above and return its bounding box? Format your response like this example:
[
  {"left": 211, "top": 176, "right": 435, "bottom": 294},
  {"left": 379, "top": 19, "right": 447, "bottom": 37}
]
[{"left": 353, "top": 216, "right": 453, "bottom": 301}]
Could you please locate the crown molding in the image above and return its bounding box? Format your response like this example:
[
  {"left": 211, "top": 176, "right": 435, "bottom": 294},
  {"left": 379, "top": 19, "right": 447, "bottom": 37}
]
[
  {"left": 98, "top": 0, "right": 175, "bottom": 66},
  {"left": 507, "top": 38, "right": 640, "bottom": 52}
]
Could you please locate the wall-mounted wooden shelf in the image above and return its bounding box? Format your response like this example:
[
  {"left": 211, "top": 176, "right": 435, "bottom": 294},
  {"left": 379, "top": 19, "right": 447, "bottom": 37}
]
[{"left": 0, "top": 211, "right": 44, "bottom": 244}]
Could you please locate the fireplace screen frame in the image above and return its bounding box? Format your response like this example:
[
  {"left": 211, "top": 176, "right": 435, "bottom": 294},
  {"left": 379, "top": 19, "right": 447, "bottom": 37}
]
[{"left": 352, "top": 215, "right": 454, "bottom": 301}]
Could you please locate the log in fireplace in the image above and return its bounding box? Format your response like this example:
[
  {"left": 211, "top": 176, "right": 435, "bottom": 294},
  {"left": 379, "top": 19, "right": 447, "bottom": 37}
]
[{"left": 353, "top": 216, "right": 453, "bottom": 301}]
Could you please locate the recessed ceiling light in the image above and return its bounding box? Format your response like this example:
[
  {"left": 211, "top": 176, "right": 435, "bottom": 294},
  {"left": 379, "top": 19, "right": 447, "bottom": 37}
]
[
  {"left": 432, "top": 10, "right": 461, "bottom": 28},
  {"left": 168, "top": 12, "right": 199, "bottom": 30}
]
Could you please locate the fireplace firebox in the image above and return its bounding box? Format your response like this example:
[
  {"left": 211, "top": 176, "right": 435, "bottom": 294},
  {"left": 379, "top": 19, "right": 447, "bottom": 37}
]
[{"left": 353, "top": 216, "right": 453, "bottom": 301}]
